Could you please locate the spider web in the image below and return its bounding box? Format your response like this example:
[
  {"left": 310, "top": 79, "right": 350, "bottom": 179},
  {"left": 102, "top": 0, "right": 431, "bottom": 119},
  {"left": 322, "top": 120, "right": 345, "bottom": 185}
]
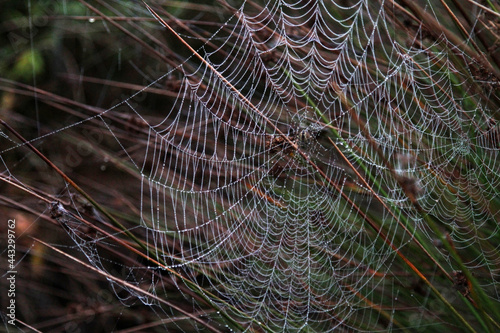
[
  {"left": 2, "top": 0, "right": 500, "bottom": 331},
  {"left": 130, "top": 0, "right": 499, "bottom": 330}
]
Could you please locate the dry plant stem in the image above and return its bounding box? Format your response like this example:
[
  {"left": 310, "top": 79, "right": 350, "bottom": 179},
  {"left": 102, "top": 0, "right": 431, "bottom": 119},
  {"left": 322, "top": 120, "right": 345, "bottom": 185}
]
[
  {"left": 465, "top": 0, "right": 500, "bottom": 17},
  {"left": 11, "top": 318, "right": 43, "bottom": 333},
  {"left": 33, "top": 238, "right": 225, "bottom": 333},
  {"left": 114, "top": 310, "right": 219, "bottom": 333},
  {"left": 0, "top": 78, "right": 100, "bottom": 110},
  {"left": 59, "top": 73, "right": 179, "bottom": 97},
  {"left": 0, "top": 195, "right": 55, "bottom": 227},
  {"left": 4, "top": 74, "right": 175, "bottom": 138},
  {"left": 0, "top": 174, "right": 55, "bottom": 204},
  {"left": 0, "top": 118, "right": 148, "bottom": 256}
]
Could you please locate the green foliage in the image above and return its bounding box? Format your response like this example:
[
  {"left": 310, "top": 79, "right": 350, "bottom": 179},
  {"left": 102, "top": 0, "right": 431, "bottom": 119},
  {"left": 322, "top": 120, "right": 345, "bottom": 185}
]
[{"left": 11, "top": 49, "right": 44, "bottom": 80}]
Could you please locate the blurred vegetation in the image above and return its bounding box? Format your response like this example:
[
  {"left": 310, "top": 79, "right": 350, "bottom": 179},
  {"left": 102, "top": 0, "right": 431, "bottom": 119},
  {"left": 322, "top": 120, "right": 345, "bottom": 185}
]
[{"left": 1, "top": 0, "right": 500, "bottom": 332}]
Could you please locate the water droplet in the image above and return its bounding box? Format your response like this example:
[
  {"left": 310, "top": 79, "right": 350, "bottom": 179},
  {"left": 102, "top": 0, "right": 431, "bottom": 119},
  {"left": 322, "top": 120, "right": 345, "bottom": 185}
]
[{"left": 89, "top": 18, "right": 95, "bottom": 23}]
